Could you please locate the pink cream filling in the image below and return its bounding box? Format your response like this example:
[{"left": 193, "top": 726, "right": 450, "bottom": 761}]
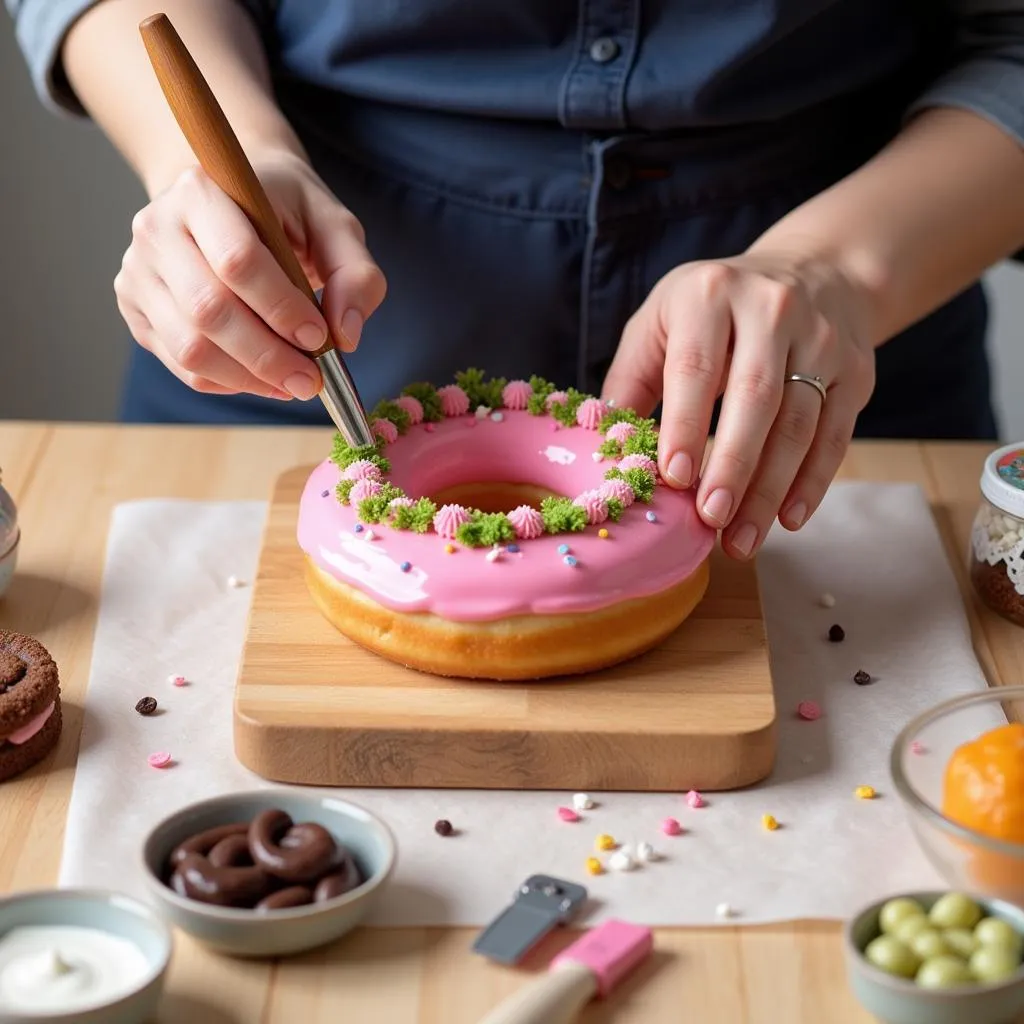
[
  {"left": 1, "top": 701, "right": 55, "bottom": 746},
  {"left": 298, "top": 409, "right": 715, "bottom": 622}
]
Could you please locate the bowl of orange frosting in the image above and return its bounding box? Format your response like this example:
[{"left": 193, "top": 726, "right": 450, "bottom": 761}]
[{"left": 891, "top": 686, "right": 1024, "bottom": 905}]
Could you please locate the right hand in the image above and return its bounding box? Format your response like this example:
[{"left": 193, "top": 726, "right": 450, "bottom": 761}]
[{"left": 115, "top": 151, "right": 386, "bottom": 401}]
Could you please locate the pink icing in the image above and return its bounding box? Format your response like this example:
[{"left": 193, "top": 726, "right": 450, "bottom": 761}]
[
  {"left": 389, "top": 496, "right": 415, "bottom": 509},
  {"left": 395, "top": 395, "right": 424, "bottom": 425},
  {"left": 619, "top": 454, "right": 657, "bottom": 474},
  {"left": 599, "top": 479, "right": 635, "bottom": 508},
  {"left": 502, "top": 380, "right": 532, "bottom": 411},
  {"left": 372, "top": 418, "right": 399, "bottom": 444},
  {"left": 438, "top": 384, "right": 470, "bottom": 417},
  {"left": 573, "top": 489, "right": 609, "bottom": 525},
  {"left": 299, "top": 409, "right": 714, "bottom": 622},
  {"left": 349, "top": 479, "right": 382, "bottom": 503},
  {"left": 575, "top": 397, "right": 606, "bottom": 431},
  {"left": 545, "top": 391, "right": 569, "bottom": 409},
  {"left": 433, "top": 504, "right": 471, "bottom": 538},
  {"left": 507, "top": 504, "right": 544, "bottom": 540},
  {"left": 606, "top": 422, "right": 636, "bottom": 443},
  {"left": 343, "top": 459, "right": 383, "bottom": 482},
  {"left": 3, "top": 701, "right": 55, "bottom": 745}
]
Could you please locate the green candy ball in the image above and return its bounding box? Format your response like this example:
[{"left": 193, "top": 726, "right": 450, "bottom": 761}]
[
  {"left": 928, "top": 893, "right": 983, "bottom": 931},
  {"left": 865, "top": 935, "right": 921, "bottom": 979},
  {"left": 943, "top": 928, "right": 979, "bottom": 960},
  {"left": 894, "top": 915, "right": 931, "bottom": 946},
  {"left": 916, "top": 955, "right": 975, "bottom": 989},
  {"left": 910, "top": 929, "right": 952, "bottom": 961},
  {"left": 970, "top": 945, "right": 1023, "bottom": 984},
  {"left": 974, "top": 917, "right": 1024, "bottom": 955},
  {"left": 879, "top": 898, "right": 926, "bottom": 935}
]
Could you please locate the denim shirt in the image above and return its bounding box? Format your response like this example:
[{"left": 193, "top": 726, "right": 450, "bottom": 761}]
[{"left": 7, "top": 1, "right": 1024, "bottom": 430}]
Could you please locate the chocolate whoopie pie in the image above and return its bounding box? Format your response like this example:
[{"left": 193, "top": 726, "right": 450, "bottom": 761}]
[{"left": 0, "top": 631, "right": 62, "bottom": 783}]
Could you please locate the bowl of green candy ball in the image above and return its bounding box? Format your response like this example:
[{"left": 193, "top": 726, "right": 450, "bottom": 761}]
[{"left": 844, "top": 891, "right": 1024, "bottom": 1024}]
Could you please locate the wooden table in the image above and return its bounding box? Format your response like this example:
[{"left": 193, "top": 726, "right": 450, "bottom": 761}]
[{"left": 1, "top": 425, "right": 1022, "bottom": 1024}]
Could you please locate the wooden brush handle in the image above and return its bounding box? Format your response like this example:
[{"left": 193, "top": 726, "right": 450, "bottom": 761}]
[{"left": 138, "top": 13, "right": 334, "bottom": 358}]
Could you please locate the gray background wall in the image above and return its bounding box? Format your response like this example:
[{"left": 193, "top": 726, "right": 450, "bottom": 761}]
[{"left": 1, "top": 16, "right": 1020, "bottom": 434}]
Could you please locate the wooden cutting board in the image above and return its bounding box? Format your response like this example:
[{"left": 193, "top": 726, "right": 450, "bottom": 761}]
[{"left": 234, "top": 466, "right": 777, "bottom": 791}]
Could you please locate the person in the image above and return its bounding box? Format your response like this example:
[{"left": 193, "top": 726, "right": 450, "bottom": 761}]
[{"left": 7, "top": 1, "right": 1024, "bottom": 562}]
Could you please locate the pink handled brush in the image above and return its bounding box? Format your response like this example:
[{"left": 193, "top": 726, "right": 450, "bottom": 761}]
[{"left": 477, "top": 919, "right": 653, "bottom": 1024}]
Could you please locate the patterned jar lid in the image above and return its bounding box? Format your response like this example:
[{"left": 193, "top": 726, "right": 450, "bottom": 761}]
[
  {"left": 981, "top": 442, "right": 1024, "bottom": 520},
  {"left": 0, "top": 469, "right": 18, "bottom": 559}
]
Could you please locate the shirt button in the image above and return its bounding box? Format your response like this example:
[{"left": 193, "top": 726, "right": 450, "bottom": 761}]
[{"left": 589, "top": 37, "right": 620, "bottom": 64}]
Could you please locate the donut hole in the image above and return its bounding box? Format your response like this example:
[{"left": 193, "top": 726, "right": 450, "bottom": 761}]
[{"left": 430, "top": 481, "right": 566, "bottom": 514}]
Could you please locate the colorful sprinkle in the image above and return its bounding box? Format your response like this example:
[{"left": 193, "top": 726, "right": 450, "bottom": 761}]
[
  {"left": 465, "top": 418, "right": 477, "bottom": 428},
  {"left": 716, "top": 903, "right": 736, "bottom": 920},
  {"left": 853, "top": 669, "right": 873, "bottom": 685},
  {"left": 854, "top": 785, "right": 877, "bottom": 800},
  {"left": 595, "top": 833, "right": 616, "bottom": 851},
  {"left": 585, "top": 857, "right": 603, "bottom": 876},
  {"left": 661, "top": 817, "right": 683, "bottom": 836},
  {"left": 507, "top": 543, "right": 520, "bottom": 553},
  {"left": 354, "top": 523, "right": 364, "bottom": 533},
  {"left": 819, "top": 592, "right": 836, "bottom": 608},
  {"left": 364, "top": 529, "right": 376, "bottom": 541},
  {"left": 226, "top": 575, "right": 245, "bottom": 588},
  {"left": 609, "top": 849, "right": 636, "bottom": 872},
  {"left": 147, "top": 752, "right": 172, "bottom": 769},
  {"left": 686, "top": 790, "right": 705, "bottom": 809},
  {"left": 910, "top": 740, "right": 926, "bottom": 755},
  {"left": 485, "top": 546, "right": 502, "bottom": 563},
  {"left": 572, "top": 793, "right": 594, "bottom": 811},
  {"left": 424, "top": 423, "right": 436, "bottom": 433},
  {"left": 563, "top": 555, "right": 578, "bottom": 567},
  {"left": 762, "top": 814, "right": 779, "bottom": 831},
  {"left": 321, "top": 489, "right": 330, "bottom": 498},
  {"left": 645, "top": 511, "right": 657, "bottom": 523},
  {"left": 636, "top": 841, "right": 658, "bottom": 863},
  {"left": 828, "top": 623, "right": 845, "bottom": 642},
  {"left": 598, "top": 528, "right": 609, "bottom": 539},
  {"left": 592, "top": 452, "right": 603, "bottom": 462},
  {"left": 444, "top": 543, "right": 456, "bottom": 554},
  {"left": 558, "top": 543, "right": 570, "bottom": 555},
  {"left": 491, "top": 412, "right": 504, "bottom": 423},
  {"left": 557, "top": 806, "right": 580, "bottom": 822},
  {"left": 400, "top": 561, "right": 412, "bottom": 573},
  {"left": 797, "top": 700, "right": 821, "bottom": 721},
  {"left": 169, "top": 675, "right": 187, "bottom": 688},
  {"left": 434, "top": 819, "right": 454, "bottom": 836}
]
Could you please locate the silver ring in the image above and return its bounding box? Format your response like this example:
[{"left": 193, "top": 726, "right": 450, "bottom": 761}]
[{"left": 786, "top": 373, "right": 827, "bottom": 403}]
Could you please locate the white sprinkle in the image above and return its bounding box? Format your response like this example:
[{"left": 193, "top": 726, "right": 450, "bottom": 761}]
[
  {"left": 606, "top": 398, "right": 617, "bottom": 408},
  {"left": 819, "top": 592, "right": 836, "bottom": 608},
  {"left": 571, "top": 793, "right": 594, "bottom": 812},
  {"left": 716, "top": 902, "right": 736, "bottom": 919},
  {"left": 364, "top": 529, "right": 376, "bottom": 541},
  {"left": 490, "top": 412, "right": 504, "bottom": 423},
  {"left": 609, "top": 848, "right": 636, "bottom": 872},
  {"left": 592, "top": 452, "right": 603, "bottom": 462},
  {"left": 636, "top": 841, "right": 658, "bottom": 863},
  {"left": 485, "top": 546, "right": 502, "bottom": 563},
  {"left": 226, "top": 575, "right": 246, "bottom": 588},
  {"left": 475, "top": 405, "right": 491, "bottom": 419}
]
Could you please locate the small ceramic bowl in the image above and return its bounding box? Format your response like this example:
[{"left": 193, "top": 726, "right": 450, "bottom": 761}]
[
  {"left": 0, "top": 888, "right": 173, "bottom": 1024},
  {"left": 890, "top": 686, "right": 1024, "bottom": 905},
  {"left": 141, "top": 790, "right": 396, "bottom": 957},
  {"left": 844, "top": 891, "right": 1024, "bottom": 1024}
]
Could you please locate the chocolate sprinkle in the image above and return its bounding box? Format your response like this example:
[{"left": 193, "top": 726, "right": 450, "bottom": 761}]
[
  {"left": 853, "top": 670, "right": 872, "bottom": 686},
  {"left": 135, "top": 696, "right": 158, "bottom": 716},
  {"left": 434, "top": 819, "right": 454, "bottom": 837},
  {"left": 828, "top": 624, "right": 845, "bottom": 643}
]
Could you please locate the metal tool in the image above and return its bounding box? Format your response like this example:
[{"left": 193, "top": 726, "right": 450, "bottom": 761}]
[{"left": 138, "top": 13, "right": 375, "bottom": 447}]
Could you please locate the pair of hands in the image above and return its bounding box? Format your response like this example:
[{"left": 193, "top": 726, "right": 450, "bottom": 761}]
[{"left": 116, "top": 153, "right": 875, "bottom": 559}]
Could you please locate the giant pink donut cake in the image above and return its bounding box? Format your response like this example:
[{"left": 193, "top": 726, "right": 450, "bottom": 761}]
[{"left": 297, "top": 370, "right": 715, "bottom": 679}]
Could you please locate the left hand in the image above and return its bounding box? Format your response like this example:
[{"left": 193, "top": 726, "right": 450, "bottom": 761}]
[{"left": 602, "top": 252, "right": 876, "bottom": 559}]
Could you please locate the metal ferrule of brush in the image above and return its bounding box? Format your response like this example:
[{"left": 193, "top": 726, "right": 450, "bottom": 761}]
[{"left": 315, "top": 350, "right": 376, "bottom": 448}]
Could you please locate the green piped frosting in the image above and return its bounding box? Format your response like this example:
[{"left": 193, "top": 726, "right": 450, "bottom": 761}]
[{"left": 326, "top": 369, "right": 665, "bottom": 546}]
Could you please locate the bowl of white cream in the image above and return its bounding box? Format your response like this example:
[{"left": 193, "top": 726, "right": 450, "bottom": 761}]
[{"left": 0, "top": 888, "right": 172, "bottom": 1024}]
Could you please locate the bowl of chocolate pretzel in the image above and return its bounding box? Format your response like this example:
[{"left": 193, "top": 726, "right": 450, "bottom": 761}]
[{"left": 140, "top": 791, "right": 396, "bottom": 957}]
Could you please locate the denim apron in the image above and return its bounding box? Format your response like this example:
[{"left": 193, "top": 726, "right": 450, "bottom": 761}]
[{"left": 120, "top": 0, "right": 998, "bottom": 439}]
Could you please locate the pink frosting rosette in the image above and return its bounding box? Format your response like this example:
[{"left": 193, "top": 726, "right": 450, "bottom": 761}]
[
  {"left": 572, "top": 489, "right": 609, "bottom": 525},
  {"left": 433, "top": 503, "right": 471, "bottom": 538},
  {"left": 437, "top": 384, "right": 470, "bottom": 417},
  {"left": 501, "top": 380, "right": 532, "bottom": 411},
  {"left": 599, "top": 478, "right": 635, "bottom": 507},
  {"left": 575, "top": 397, "right": 606, "bottom": 430},
  {"left": 394, "top": 395, "right": 424, "bottom": 425},
  {"left": 343, "top": 459, "right": 383, "bottom": 482},
  {"left": 372, "top": 418, "right": 399, "bottom": 444},
  {"left": 507, "top": 505, "right": 544, "bottom": 540},
  {"left": 606, "top": 421, "right": 636, "bottom": 444},
  {"left": 349, "top": 479, "right": 382, "bottom": 503}
]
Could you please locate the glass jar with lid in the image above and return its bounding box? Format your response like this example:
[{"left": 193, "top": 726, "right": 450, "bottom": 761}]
[
  {"left": 969, "top": 442, "right": 1024, "bottom": 627},
  {"left": 0, "top": 467, "right": 18, "bottom": 599}
]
